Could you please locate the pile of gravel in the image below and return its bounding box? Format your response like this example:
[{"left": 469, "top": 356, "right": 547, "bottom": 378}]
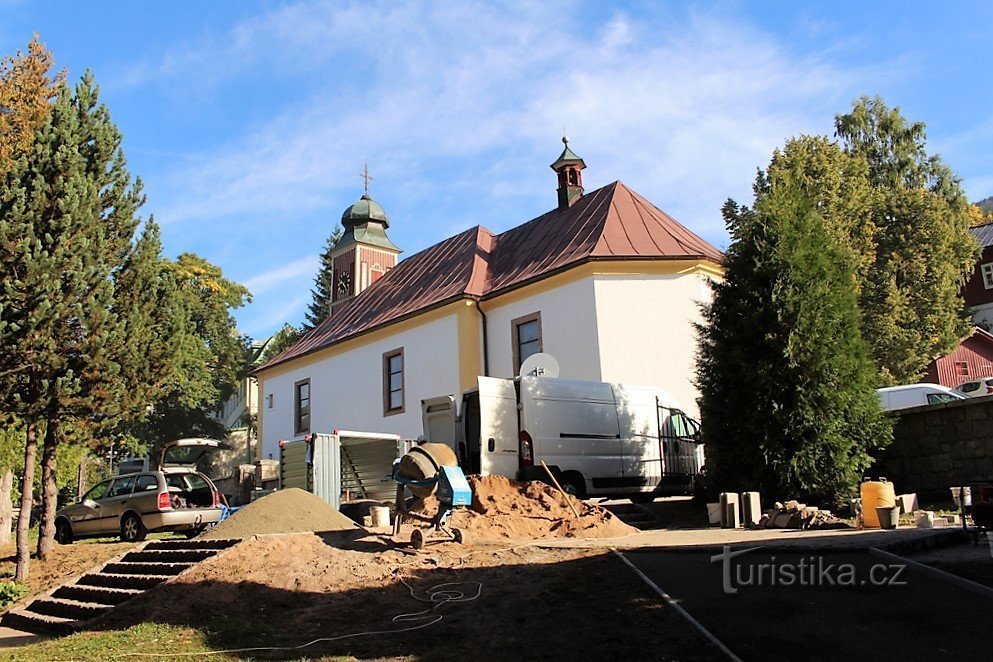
[{"left": 201, "top": 487, "right": 358, "bottom": 539}]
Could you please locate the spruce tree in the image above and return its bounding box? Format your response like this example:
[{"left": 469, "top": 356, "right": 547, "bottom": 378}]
[
  {"left": 304, "top": 225, "right": 343, "bottom": 331},
  {"left": 0, "top": 72, "right": 175, "bottom": 565},
  {"left": 698, "top": 140, "right": 892, "bottom": 505}
]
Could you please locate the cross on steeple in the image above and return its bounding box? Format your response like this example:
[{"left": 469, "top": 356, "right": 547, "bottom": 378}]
[{"left": 359, "top": 161, "right": 374, "bottom": 196}]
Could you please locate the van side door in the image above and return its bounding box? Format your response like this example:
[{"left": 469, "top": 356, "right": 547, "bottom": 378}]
[
  {"left": 613, "top": 385, "right": 662, "bottom": 489},
  {"left": 522, "top": 377, "right": 622, "bottom": 493},
  {"left": 477, "top": 377, "right": 520, "bottom": 478}
]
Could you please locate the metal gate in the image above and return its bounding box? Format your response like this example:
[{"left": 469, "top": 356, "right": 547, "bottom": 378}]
[{"left": 656, "top": 400, "right": 704, "bottom": 495}]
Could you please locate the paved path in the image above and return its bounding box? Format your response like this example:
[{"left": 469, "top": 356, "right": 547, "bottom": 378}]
[
  {"left": 0, "top": 626, "right": 43, "bottom": 648},
  {"left": 538, "top": 524, "right": 966, "bottom": 551}
]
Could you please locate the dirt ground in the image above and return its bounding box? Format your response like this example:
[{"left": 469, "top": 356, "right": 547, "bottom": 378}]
[
  {"left": 909, "top": 534, "right": 993, "bottom": 588},
  {"left": 0, "top": 538, "right": 137, "bottom": 599},
  {"left": 90, "top": 531, "right": 720, "bottom": 661}
]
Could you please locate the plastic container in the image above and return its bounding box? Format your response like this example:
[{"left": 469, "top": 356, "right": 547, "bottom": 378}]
[
  {"left": 876, "top": 506, "right": 900, "bottom": 530},
  {"left": 950, "top": 486, "right": 972, "bottom": 509},
  {"left": 860, "top": 478, "right": 896, "bottom": 528},
  {"left": 915, "top": 511, "right": 935, "bottom": 529},
  {"left": 370, "top": 505, "right": 391, "bottom": 528}
]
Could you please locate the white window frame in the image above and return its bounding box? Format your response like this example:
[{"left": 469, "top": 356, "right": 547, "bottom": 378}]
[{"left": 982, "top": 263, "right": 993, "bottom": 290}]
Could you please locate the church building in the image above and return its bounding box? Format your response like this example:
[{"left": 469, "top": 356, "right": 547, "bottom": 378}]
[{"left": 254, "top": 141, "right": 724, "bottom": 461}]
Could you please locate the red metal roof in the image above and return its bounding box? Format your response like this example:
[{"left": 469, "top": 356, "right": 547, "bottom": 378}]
[{"left": 258, "top": 181, "right": 722, "bottom": 372}]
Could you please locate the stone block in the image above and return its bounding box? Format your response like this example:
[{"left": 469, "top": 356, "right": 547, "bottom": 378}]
[
  {"left": 931, "top": 456, "right": 952, "bottom": 472},
  {"left": 962, "top": 402, "right": 990, "bottom": 421}
]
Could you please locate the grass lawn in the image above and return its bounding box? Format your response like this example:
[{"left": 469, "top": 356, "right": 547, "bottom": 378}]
[
  {"left": 1, "top": 622, "right": 354, "bottom": 661},
  {"left": 0, "top": 623, "right": 236, "bottom": 661}
]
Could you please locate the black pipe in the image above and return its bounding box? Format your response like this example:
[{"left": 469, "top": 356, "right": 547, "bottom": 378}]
[{"left": 474, "top": 299, "right": 490, "bottom": 376}]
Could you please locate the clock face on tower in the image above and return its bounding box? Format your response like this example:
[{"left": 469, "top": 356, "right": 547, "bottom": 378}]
[{"left": 337, "top": 271, "right": 352, "bottom": 296}]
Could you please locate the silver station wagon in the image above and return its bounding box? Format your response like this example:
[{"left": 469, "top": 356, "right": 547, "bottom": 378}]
[{"left": 55, "top": 438, "right": 228, "bottom": 543}]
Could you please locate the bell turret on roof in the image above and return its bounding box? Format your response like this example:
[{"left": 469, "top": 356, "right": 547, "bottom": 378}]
[
  {"left": 341, "top": 194, "right": 390, "bottom": 228},
  {"left": 550, "top": 136, "right": 586, "bottom": 210}
]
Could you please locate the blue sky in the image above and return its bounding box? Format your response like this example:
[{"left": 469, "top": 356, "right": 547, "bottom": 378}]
[{"left": 3, "top": 1, "right": 992, "bottom": 339}]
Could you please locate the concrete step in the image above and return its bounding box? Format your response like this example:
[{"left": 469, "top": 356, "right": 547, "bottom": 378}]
[
  {"left": 145, "top": 538, "right": 239, "bottom": 551},
  {"left": 2, "top": 609, "right": 79, "bottom": 635},
  {"left": 102, "top": 561, "right": 194, "bottom": 576},
  {"left": 77, "top": 572, "right": 173, "bottom": 590},
  {"left": 27, "top": 597, "right": 110, "bottom": 621},
  {"left": 122, "top": 549, "right": 217, "bottom": 564},
  {"left": 53, "top": 584, "right": 143, "bottom": 606}
]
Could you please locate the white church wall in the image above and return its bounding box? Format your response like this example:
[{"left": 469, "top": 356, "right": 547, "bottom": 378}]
[
  {"left": 593, "top": 272, "right": 713, "bottom": 419},
  {"left": 259, "top": 312, "right": 461, "bottom": 461},
  {"left": 484, "top": 276, "right": 603, "bottom": 381}
]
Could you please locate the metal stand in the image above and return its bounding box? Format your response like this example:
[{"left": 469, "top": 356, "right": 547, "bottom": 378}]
[{"left": 391, "top": 480, "right": 464, "bottom": 548}]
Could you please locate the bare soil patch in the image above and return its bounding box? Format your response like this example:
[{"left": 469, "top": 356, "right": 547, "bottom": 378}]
[
  {"left": 92, "top": 532, "right": 717, "bottom": 660},
  {"left": 201, "top": 487, "right": 357, "bottom": 539},
  {"left": 0, "top": 539, "right": 136, "bottom": 598},
  {"left": 414, "top": 475, "right": 637, "bottom": 540}
]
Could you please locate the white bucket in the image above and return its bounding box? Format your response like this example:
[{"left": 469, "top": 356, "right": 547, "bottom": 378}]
[
  {"left": 950, "top": 486, "right": 972, "bottom": 508},
  {"left": 915, "top": 511, "right": 935, "bottom": 529},
  {"left": 370, "top": 506, "right": 391, "bottom": 528}
]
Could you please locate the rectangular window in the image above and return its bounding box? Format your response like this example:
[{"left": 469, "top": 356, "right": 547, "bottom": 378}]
[
  {"left": 383, "top": 348, "right": 404, "bottom": 415},
  {"left": 512, "top": 312, "right": 543, "bottom": 374},
  {"left": 955, "top": 361, "right": 969, "bottom": 377},
  {"left": 983, "top": 263, "right": 993, "bottom": 289},
  {"left": 294, "top": 379, "right": 311, "bottom": 435}
]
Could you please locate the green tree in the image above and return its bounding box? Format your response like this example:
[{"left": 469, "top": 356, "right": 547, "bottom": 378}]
[
  {"left": 0, "top": 71, "right": 175, "bottom": 570},
  {"left": 257, "top": 323, "right": 302, "bottom": 365},
  {"left": 698, "top": 140, "right": 892, "bottom": 505},
  {"left": 835, "top": 97, "right": 979, "bottom": 383},
  {"left": 303, "top": 226, "right": 343, "bottom": 331},
  {"left": 117, "top": 254, "right": 250, "bottom": 458}
]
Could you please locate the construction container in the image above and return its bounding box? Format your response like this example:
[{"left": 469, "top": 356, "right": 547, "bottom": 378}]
[
  {"left": 279, "top": 431, "right": 410, "bottom": 509},
  {"left": 860, "top": 478, "right": 896, "bottom": 528}
]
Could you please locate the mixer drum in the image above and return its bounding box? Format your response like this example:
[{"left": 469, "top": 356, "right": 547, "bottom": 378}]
[{"left": 397, "top": 442, "right": 459, "bottom": 498}]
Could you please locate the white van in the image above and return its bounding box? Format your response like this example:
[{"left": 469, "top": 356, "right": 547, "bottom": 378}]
[
  {"left": 421, "top": 376, "right": 704, "bottom": 501},
  {"left": 876, "top": 384, "right": 969, "bottom": 412}
]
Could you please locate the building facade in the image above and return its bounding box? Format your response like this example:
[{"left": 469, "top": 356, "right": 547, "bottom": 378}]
[{"left": 255, "top": 143, "right": 723, "bottom": 461}]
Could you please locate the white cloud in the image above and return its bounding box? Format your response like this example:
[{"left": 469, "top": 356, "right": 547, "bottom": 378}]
[
  {"left": 242, "top": 255, "right": 319, "bottom": 295},
  {"left": 128, "top": 0, "right": 910, "bottom": 336}
]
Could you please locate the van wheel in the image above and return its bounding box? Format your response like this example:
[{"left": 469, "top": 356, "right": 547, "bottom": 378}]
[
  {"left": 55, "top": 518, "right": 74, "bottom": 545},
  {"left": 559, "top": 473, "right": 586, "bottom": 499},
  {"left": 630, "top": 493, "right": 656, "bottom": 504},
  {"left": 120, "top": 513, "right": 147, "bottom": 542}
]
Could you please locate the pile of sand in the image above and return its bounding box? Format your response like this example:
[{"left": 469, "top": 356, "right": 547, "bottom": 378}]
[
  {"left": 414, "top": 475, "right": 637, "bottom": 540},
  {"left": 201, "top": 487, "right": 357, "bottom": 539}
]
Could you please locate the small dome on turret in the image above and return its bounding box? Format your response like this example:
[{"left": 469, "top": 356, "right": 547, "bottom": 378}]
[{"left": 341, "top": 194, "right": 390, "bottom": 228}]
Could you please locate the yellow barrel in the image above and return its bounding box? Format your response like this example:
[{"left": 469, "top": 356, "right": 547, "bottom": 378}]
[{"left": 860, "top": 478, "right": 896, "bottom": 528}]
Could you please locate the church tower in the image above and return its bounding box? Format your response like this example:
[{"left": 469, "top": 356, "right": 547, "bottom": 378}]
[
  {"left": 550, "top": 136, "right": 586, "bottom": 210},
  {"left": 329, "top": 169, "right": 401, "bottom": 317}
]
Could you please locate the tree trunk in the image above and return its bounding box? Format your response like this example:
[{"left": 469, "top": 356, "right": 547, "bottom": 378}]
[
  {"left": 77, "top": 455, "right": 86, "bottom": 501},
  {"left": 15, "top": 423, "right": 38, "bottom": 582},
  {"left": 36, "top": 419, "right": 59, "bottom": 560},
  {"left": 0, "top": 470, "right": 13, "bottom": 546}
]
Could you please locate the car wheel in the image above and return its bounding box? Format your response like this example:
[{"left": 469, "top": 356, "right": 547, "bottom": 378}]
[
  {"left": 120, "top": 513, "right": 147, "bottom": 542},
  {"left": 54, "top": 518, "right": 74, "bottom": 545}
]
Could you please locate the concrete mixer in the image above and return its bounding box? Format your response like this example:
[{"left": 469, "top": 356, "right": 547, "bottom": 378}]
[{"left": 391, "top": 442, "right": 472, "bottom": 549}]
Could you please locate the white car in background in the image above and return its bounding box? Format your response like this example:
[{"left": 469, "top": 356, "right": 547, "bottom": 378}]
[
  {"left": 955, "top": 377, "right": 993, "bottom": 398},
  {"left": 876, "top": 384, "right": 969, "bottom": 412}
]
